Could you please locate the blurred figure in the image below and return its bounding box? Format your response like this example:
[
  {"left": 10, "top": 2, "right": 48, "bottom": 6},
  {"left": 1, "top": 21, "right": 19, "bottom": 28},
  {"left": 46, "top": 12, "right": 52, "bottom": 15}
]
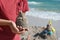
[{"left": 39, "top": 20, "right": 56, "bottom": 39}]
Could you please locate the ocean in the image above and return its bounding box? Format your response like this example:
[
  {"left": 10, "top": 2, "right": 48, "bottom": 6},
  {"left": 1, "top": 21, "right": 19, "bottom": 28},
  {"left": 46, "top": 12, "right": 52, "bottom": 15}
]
[
  {"left": 26, "top": 0, "right": 60, "bottom": 21},
  {"left": 26, "top": 0, "right": 60, "bottom": 40}
]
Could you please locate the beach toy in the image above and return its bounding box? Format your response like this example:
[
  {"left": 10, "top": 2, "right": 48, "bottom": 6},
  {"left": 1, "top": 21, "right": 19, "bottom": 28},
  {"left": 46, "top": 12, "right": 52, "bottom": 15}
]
[
  {"left": 48, "top": 20, "right": 52, "bottom": 25},
  {"left": 52, "top": 27, "right": 56, "bottom": 33},
  {"left": 48, "top": 20, "right": 56, "bottom": 32}
]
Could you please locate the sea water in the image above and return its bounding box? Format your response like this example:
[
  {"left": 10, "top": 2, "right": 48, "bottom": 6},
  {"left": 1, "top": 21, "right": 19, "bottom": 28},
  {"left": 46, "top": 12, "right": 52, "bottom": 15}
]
[{"left": 26, "top": 0, "right": 60, "bottom": 21}]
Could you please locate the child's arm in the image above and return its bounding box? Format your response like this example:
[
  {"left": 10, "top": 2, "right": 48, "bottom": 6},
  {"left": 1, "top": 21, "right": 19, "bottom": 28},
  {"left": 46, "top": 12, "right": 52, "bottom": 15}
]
[{"left": 0, "top": 19, "right": 26, "bottom": 34}]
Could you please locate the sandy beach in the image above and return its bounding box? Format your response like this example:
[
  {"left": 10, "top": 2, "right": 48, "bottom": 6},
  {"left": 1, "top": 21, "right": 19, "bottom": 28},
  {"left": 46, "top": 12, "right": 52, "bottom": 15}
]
[{"left": 26, "top": 15, "right": 60, "bottom": 40}]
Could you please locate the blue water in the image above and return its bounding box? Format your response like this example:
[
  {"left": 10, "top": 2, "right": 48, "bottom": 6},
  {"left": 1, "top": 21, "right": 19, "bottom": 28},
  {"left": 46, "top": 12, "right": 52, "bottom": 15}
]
[{"left": 26, "top": 0, "right": 60, "bottom": 20}]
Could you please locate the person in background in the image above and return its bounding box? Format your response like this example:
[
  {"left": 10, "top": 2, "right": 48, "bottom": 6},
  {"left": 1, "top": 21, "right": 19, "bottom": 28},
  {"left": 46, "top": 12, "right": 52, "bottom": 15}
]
[
  {"left": 46, "top": 20, "right": 56, "bottom": 36},
  {"left": 43, "top": 20, "right": 56, "bottom": 36},
  {"left": 0, "top": 0, "right": 29, "bottom": 40},
  {"left": 39, "top": 20, "right": 56, "bottom": 39}
]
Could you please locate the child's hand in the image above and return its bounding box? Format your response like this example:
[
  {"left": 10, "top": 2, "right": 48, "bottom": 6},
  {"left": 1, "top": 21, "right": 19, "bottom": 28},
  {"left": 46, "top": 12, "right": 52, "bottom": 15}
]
[{"left": 17, "top": 26, "right": 28, "bottom": 31}]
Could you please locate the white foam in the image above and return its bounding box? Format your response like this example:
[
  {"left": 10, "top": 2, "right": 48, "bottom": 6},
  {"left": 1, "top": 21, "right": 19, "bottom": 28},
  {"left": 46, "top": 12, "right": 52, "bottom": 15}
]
[
  {"left": 28, "top": 1, "right": 42, "bottom": 5},
  {"left": 26, "top": 8, "right": 60, "bottom": 21}
]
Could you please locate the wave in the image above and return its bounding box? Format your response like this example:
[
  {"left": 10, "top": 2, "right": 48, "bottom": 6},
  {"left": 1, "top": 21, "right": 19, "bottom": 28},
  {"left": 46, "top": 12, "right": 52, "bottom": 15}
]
[
  {"left": 28, "top": 1, "right": 42, "bottom": 5},
  {"left": 26, "top": 8, "right": 60, "bottom": 21}
]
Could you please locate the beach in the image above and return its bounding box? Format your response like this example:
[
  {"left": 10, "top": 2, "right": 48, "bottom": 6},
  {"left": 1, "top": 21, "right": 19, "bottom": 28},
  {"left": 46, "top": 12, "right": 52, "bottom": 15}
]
[
  {"left": 26, "top": 15, "right": 60, "bottom": 40},
  {"left": 21, "top": 0, "right": 60, "bottom": 40}
]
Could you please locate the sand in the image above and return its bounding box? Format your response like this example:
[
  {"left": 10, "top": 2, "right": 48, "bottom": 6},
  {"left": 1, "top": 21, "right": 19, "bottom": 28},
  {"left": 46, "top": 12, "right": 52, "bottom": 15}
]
[
  {"left": 20, "top": 15, "right": 60, "bottom": 40},
  {"left": 26, "top": 15, "right": 60, "bottom": 37}
]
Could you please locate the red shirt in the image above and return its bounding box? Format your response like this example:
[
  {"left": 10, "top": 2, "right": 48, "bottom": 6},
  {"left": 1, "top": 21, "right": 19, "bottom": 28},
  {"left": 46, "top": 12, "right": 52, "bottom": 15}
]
[
  {"left": 18, "top": 0, "right": 29, "bottom": 13},
  {"left": 0, "top": 0, "right": 20, "bottom": 40},
  {"left": 0, "top": 0, "right": 29, "bottom": 40}
]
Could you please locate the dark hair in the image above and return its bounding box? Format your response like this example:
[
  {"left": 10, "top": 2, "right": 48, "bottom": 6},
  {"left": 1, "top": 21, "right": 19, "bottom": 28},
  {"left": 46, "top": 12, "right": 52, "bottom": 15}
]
[
  {"left": 46, "top": 24, "right": 50, "bottom": 29},
  {"left": 46, "top": 24, "right": 51, "bottom": 31},
  {"left": 47, "top": 24, "right": 50, "bottom": 27}
]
